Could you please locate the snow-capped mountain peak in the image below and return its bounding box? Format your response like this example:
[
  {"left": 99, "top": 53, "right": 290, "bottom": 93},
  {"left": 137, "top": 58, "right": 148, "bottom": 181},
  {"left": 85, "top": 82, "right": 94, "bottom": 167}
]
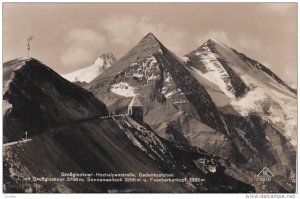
[
  {"left": 206, "top": 38, "right": 222, "bottom": 45},
  {"left": 62, "top": 52, "right": 116, "bottom": 83},
  {"left": 201, "top": 38, "right": 231, "bottom": 52},
  {"left": 99, "top": 52, "right": 116, "bottom": 68},
  {"left": 144, "top": 32, "right": 161, "bottom": 43},
  {"left": 88, "top": 32, "right": 230, "bottom": 139},
  {"left": 185, "top": 39, "right": 249, "bottom": 99},
  {"left": 93, "top": 57, "right": 104, "bottom": 66},
  {"left": 185, "top": 40, "right": 297, "bottom": 147},
  {"left": 89, "top": 33, "right": 166, "bottom": 84}
]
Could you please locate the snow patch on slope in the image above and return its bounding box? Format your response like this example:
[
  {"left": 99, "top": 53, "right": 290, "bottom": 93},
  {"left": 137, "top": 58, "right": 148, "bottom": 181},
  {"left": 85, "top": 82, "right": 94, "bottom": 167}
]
[
  {"left": 160, "top": 72, "right": 184, "bottom": 99},
  {"left": 162, "top": 88, "right": 183, "bottom": 99},
  {"left": 193, "top": 44, "right": 236, "bottom": 99},
  {"left": 125, "top": 55, "right": 161, "bottom": 83},
  {"left": 231, "top": 86, "right": 297, "bottom": 147},
  {"left": 182, "top": 56, "right": 189, "bottom": 64},
  {"left": 111, "top": 82, "right": 136, "bottom": 97}
]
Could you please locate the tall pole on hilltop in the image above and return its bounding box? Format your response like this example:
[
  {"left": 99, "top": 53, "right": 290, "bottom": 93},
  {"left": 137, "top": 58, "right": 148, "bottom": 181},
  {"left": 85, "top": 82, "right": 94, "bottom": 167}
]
[{"left": 27, "top": 42, "right": 30, "bottom": 58}]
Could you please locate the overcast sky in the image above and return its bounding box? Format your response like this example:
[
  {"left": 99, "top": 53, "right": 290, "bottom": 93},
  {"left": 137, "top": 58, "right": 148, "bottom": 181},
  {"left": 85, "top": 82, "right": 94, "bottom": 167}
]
[{"left": 3, "top": 3, "right": 297, "bottom": 84}]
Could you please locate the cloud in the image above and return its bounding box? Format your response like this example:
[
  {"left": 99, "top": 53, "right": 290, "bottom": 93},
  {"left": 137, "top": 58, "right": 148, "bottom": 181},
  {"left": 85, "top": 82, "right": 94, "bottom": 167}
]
[
  {"left": 196, "top": 30, "right": 261, "bottom": 50},
  {"left": 99, "top": 15, "right": 186, "bottom": 54},
  {"left": 238, "top": 34, "right": 261, "bottom": 49},
  {"left": 60, "top": 29, "right": 107, "bottom": 69},
  {"left": 198, "top": 30, "right": 232, "bottom": 46},
  {"left": 261, "top": 61, "right": 271, "bottom": 68},
  {"left": 283, "top": 67, "right": 297, "bottom": 87},
  {"left": 60, "top": 16, "right": 187, "bottom": 70},
  {"left": 264, "top": 4, "right": 295, "bottom": 16}
]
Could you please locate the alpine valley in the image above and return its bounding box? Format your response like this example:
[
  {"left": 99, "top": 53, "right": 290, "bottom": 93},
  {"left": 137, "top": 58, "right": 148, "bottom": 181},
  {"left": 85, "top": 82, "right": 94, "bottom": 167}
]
[{"left": 3, "top": 33, "right": 296, "bottom": 193}]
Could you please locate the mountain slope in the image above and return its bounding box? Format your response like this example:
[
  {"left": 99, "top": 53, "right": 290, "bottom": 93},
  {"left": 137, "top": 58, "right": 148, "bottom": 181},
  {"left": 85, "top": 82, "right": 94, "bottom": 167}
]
[
  {"left": 86, "top": 33, "right": 296, "bottom": 192},
  {"left": 89, "top": 33, "right": 228, "bottom": 133},
  {"left": 184, "top": 39, "right": 296, "bottom": 190},
  {"left": 184, "top": 39, "right": 297, "bottom": 147},
  {"left": 87, "top": 33, "right": 239, "bottom": 160},
  {"left": 3, "top": 57, "right": 108, "bottom": 143},
  {"left": 4, "top": 116, "right": 255, "bottom": 193},
  {"left": 62, "top": 52, "right": 116, "bottom": 83},
  {"left": 184, "top": 39, "right": 249, "bottom": 99},
  {"left": 184, "top": 39, "right": 296, "bottom": 97},
  {"left": 3, "top": 57, "right": 254, "bottom": 193}
]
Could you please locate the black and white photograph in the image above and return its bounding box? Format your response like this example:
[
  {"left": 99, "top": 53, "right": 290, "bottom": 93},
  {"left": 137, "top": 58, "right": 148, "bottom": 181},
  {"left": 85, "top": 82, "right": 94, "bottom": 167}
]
[{"left": 1, "top": 2, "right": 298, "bottom": 196}]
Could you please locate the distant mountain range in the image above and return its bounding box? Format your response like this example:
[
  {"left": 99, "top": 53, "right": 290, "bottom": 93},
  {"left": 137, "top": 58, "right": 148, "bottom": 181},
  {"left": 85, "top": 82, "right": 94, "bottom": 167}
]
[
  {"left": 3, "top": 32, "right": 296, "bottom": 193},
  {"left": 62, "top": 52, "right": 116, "bottom": 83}
]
